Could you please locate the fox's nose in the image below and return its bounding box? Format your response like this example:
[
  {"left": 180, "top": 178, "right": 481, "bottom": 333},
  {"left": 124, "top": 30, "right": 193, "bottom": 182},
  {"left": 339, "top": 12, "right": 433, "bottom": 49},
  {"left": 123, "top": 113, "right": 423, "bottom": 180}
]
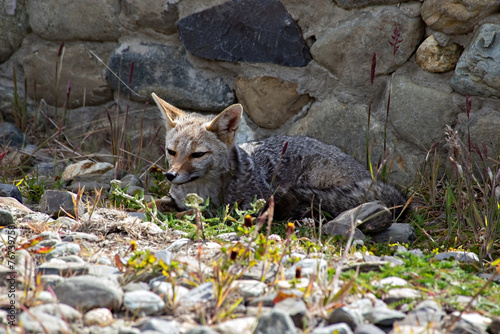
[{"left": 165, "top": 172, "right": 178, "bottom": 182}]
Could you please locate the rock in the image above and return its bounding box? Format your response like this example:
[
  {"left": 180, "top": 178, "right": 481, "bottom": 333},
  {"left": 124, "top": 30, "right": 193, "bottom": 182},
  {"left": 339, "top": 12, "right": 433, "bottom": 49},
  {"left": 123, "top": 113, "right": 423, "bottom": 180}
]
[
  {"left": 334, "top": 0, "right": 413, "bottom": 8},
  {"left": 19, "top": 311, "right": 71, "bottom": 334},
  {"left": 21, "top": 35, "right": 116, "bottom": 108},
  {"left": 214, "top": 317, "right": 256, "bottom": 334},
  {"left": 123, "top": 290, "right": 166, "bottom": 317},
  {"left": 180, "top": 282, "right": 214, "bottom": 306},
  {"left": 39, "top": 190, "right": 85, "bottom": 218},
  {"left": 37, "top": 260, "right": 90, "bottom": 276},
  {"left": 322, "top": 220, "right": 366, "bottom": 241},
  {"left": 61, "top": 231, "right": 100, "bottom": 242},
  {"left": 370, "top": 223, "right": 416, "bottom": 244},
  {"left": 231, "top": 280, "right": 267, "bottom": 299},
  {"left": 313, "top": 323, "right": 354, "bottom": 334},
  {"left": 434, "top": 251, "right": 479, "bottom": 263},
  {"left": 62, "top": 160, "right": 114, "bottom": 180},
  {"left": 29, "top": 303, "right": 82, "bottom": 323},
  {"left": 178, "top": 0, "right": 311, "bottom": 67},
  {"left": 83, "top": 308, "right": 114, "bottom": 327},
  {"left": 416, "top": 35, "right": 462, "bottom": 73},
  {"left": 383, "top": 288, "right": 421, "bottom": 304},
  {"left": 186, "top": 327, "right": 219, "bottom": 334},
  {"left": 139, "top": 318, "right": 181, "bottom": 334},
  {"left": 151, "top": 281, "right": 189, "bottom": 303},
  {"left": 421, "top": 0, "right": 500, "bottom": 35},
  {"left": 354, "top": 324, "right": 386, "bottom": 334},
  {"left": 235, "top": 76, "right": 311, "bottom": 129},
  {"left": 451, "top": 24, "right": 500, "bottom": 98},
  {"left": 365, "top": 308, "right": 406, "bottom": 326},
  {"left": 311, "top": 6, "right": 424, "bottom": 87},
  {"left": 120, "top": 174, "right": 143, "bottom": 188},
  {"left": 489, "top": 317, "right": 500, "bottom": 334},
  {"left": 45, "top": 242, "right": 81, "bottom": 260},
  {"left": 254, "top": 309, "right": 297, "bottom": 334},
  {"left": 0, "top": 209, "right": 14, "bottom": 227},
  {"left": 389, "top": 68, "right": 460, "bottom": 150},
  {"left": 27, "top": 0, "right": 120, "bottom": 41},
  {"left": 107, "top": 41, "right": 235, "bottom": 111},
  {"left": 274, "top": 298, "right": 311, "bottom": 329},
  {"left": 54, "top": 217, "right": 80, "bottom": 232},
  {"left": 0, "top": 122, "right": 28, "bottom": 147},
  {"left": 372, "top": 276, "right": 408, "bottom": 289},
  {"left": 0, "top": 183, "right": 22, "bottom": 204},
  {"left": 455, "top": 105, "right": 500, "bottom": 162},
  {"left": 449, "top": 316, "right": 489, "bottom": 334},
  {"left": 333, "top": 201, "right": 393, "bottom": 234},
  {"left": 285, "top": 258, "right": 327, "bottom": 279},
  {"left": 0, "top": 197, "right": 31, "bottom": 213},
  {"left": 36, "top": 290, "right": 57, "bottom": 304},
  {"left": 121, "top": 0, "right": 179, "bottom": 35},
  {"left": 167, "top": 238, "right": 190, "bottom": 251},
  {"left": 328, "top": 307, "right": 363, "bottom": 330},
  {"left": 0, "top": 0, "right": 29, "bottom": 62},
  {"left": 53, "top": 275, "right": 123, "bottom": 312},
  {"left": 39, "top": 274, "right": 65, "bottom": 289},
  {"left": 154, "top": 248, "right": 173, "bottom": 265}
]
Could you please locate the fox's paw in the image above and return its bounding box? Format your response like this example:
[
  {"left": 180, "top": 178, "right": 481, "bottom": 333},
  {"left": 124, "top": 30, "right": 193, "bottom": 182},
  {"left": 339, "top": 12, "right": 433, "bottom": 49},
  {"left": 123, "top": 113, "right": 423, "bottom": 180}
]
[{"left": 143, "top": 196, "right": 193, "bottom": 219}]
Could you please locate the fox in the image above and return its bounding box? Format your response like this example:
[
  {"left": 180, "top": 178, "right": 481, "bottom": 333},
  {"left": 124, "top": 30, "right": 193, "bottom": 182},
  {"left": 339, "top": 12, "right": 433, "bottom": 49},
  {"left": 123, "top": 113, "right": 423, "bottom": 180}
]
[{"left": 151, "top": 92, "right": 406, "bottom": 223}]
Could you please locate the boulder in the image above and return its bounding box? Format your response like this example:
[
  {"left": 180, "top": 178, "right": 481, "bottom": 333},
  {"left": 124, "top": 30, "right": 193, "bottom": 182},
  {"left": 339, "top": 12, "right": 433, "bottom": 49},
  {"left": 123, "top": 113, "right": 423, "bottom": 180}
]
[
  {"left": 235, "top": 76, "right": 311, "bottom": 129},
  {"left": 22, "top": 35, "right": 115, "bottom": 108},
  {"left": 177, "top": 0, "right": 311, "bottom": 67},
  {"left": 27, "top": 0, "right": 120, "bottom": 41},
  {"left": 421, "top": 0, "right": 500, "bottom": 35},
  {"left": 0, "top": 0, "right": 29, "bottom": 62},
  {"left": 451, "top": 24, "right": 500, "bottom": 98},
  {"left": 107, "top": 41, "right": 235, "bottom": 111},
  {"left": 310, "top": 6, "right": 424, "bottom": 88},
  {"left": 121, "top": 0, "right": 179, "bottom": 35},
  {"left": 416, "top": 35, "right": 463, "bottom": 73}
]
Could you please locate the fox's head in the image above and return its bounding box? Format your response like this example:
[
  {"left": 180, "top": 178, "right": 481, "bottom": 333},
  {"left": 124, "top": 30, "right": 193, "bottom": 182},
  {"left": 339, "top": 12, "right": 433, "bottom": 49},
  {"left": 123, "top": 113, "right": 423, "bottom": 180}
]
[{"left": 152, "top": 93, "right": 242, "bottom": 185}]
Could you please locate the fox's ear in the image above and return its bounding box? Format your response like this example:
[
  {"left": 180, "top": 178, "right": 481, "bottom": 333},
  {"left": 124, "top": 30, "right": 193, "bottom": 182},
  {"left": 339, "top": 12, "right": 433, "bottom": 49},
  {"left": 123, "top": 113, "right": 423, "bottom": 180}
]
[
  {"left": 206, "top": 104, "right": 243, "bottom": 146},
  {"left": 152, "top": 93, "right": 184, "bottom": 130}
]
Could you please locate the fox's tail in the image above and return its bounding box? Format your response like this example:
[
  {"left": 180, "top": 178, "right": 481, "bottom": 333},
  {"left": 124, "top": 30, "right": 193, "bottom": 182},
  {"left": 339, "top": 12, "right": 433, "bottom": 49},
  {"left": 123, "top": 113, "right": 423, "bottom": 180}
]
[{"left": 275, "top": 179, "right": 407, "bottom": 221}]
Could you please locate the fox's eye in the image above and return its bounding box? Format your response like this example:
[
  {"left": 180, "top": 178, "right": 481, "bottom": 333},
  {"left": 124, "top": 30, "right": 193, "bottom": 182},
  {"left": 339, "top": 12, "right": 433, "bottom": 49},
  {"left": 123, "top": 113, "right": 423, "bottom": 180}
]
[
  {"left": 167, "top": 149, "right": 176, "bottom": 156},
  {"left": 191, "top": 152, "right": 207, "bottom": 158}
]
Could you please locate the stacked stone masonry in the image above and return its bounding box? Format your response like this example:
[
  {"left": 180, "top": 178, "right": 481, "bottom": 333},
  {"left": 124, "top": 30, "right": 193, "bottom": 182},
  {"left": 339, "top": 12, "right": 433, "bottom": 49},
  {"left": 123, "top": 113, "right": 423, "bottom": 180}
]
[{"left": 1, "top": 0, "right": 500, "bottom": 185}]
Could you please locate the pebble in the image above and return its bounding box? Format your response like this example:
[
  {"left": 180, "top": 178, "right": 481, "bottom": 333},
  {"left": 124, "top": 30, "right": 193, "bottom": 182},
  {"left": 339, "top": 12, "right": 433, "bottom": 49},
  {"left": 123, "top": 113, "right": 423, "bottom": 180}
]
[
  {"left": 138, "top": 318, "right": 181, "bottom": 334},
  {"left": 186, "top": 326, "right": 219, "bottom": 334},
  {"left": 123, "top": 290, "right": 165, "bottom": 316},
  {"left": 384, "top": 288, "right": 421, "bottom": 303},
  {"left": 0, "top": 209, "right": 14, "bottom": 226},
  {"left": 167, "top": 238, "right": 190, "bottom": 251},
  {"left": 254, "top": 309, "right": 296, "bottom": 334},
  {"left": 29, "top": 302, "right": 82, "bottom": 322},
  {"left": 53, "top": 275, "right": 124, "bottom": 312},
  {"left": 372, "top": 276, "right": 408, "bottom": 288},
  {"left": 364, "top": 308, "right": 406, "bottom": 326},
  {"left": 274, "top": 297, "right": 311, "bottom": 329},
  {"left": 180, "top": 282, "right": 214, "bottom": 306},
  {"left": 45, "top": 242, "right": 81, "bottom": 260},
  {"left": 214, "top": 317, "right": 256, "bottom": 334},
  {"left": 84, "top": 308, "right": 114, "bottom": 327},
  {"left": 354, "top": 324, "right": 386, "bottom": 334},
  {"left": 435, "top": 251, "right": 480, "bottom": 263},
  {"left": 151, "top": 281, "right": 189, "bottom": 303},
  {"left": 231, "top": 279, "right": 267, "bottom": 299},
  {"left": 313, "top": 323, "right": 354, "bottom": 334},
  {"left": 20, "top": 311, "right": 71, "bottom": 334},
  {"left": 285, "top": 258, "right": 328, "bottom": 279},
  {"left": 328, "top": 307, "right": 364, "bottom": 329}
]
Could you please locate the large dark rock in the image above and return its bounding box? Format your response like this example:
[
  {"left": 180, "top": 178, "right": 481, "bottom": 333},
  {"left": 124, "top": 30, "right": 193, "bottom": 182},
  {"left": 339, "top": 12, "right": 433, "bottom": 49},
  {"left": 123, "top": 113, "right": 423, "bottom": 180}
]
[
  {"left": 0, "top": 122, "right": 28, "bottom": 147},
  {"left": 177, "top": 0, "right": 311, "bottom": 67},
  {"left": 0, "top": 183, "right": 23, "bottom": 203},
  {"left": 107, "top": 42, "right": 235, "bottom": 111}
]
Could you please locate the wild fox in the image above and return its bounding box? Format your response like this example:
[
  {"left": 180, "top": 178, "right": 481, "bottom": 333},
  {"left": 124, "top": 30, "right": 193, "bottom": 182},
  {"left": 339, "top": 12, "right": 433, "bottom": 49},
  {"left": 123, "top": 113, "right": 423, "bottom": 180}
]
[{"left": 151, "top": 93, "right": 406, "bottom": 221}]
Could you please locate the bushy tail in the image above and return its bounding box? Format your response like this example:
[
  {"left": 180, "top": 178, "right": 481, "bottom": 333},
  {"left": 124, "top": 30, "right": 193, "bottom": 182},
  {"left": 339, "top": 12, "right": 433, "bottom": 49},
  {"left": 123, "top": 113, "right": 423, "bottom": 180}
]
[{"left": 275, "top": 178, "right": 407, "bottom": 220}]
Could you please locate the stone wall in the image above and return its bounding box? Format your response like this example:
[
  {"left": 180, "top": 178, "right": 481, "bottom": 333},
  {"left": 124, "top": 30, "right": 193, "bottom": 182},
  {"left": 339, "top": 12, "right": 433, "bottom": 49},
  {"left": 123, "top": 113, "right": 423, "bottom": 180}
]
[{"left": 1, "top": 0, "right": 500, "bottom": 185}]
